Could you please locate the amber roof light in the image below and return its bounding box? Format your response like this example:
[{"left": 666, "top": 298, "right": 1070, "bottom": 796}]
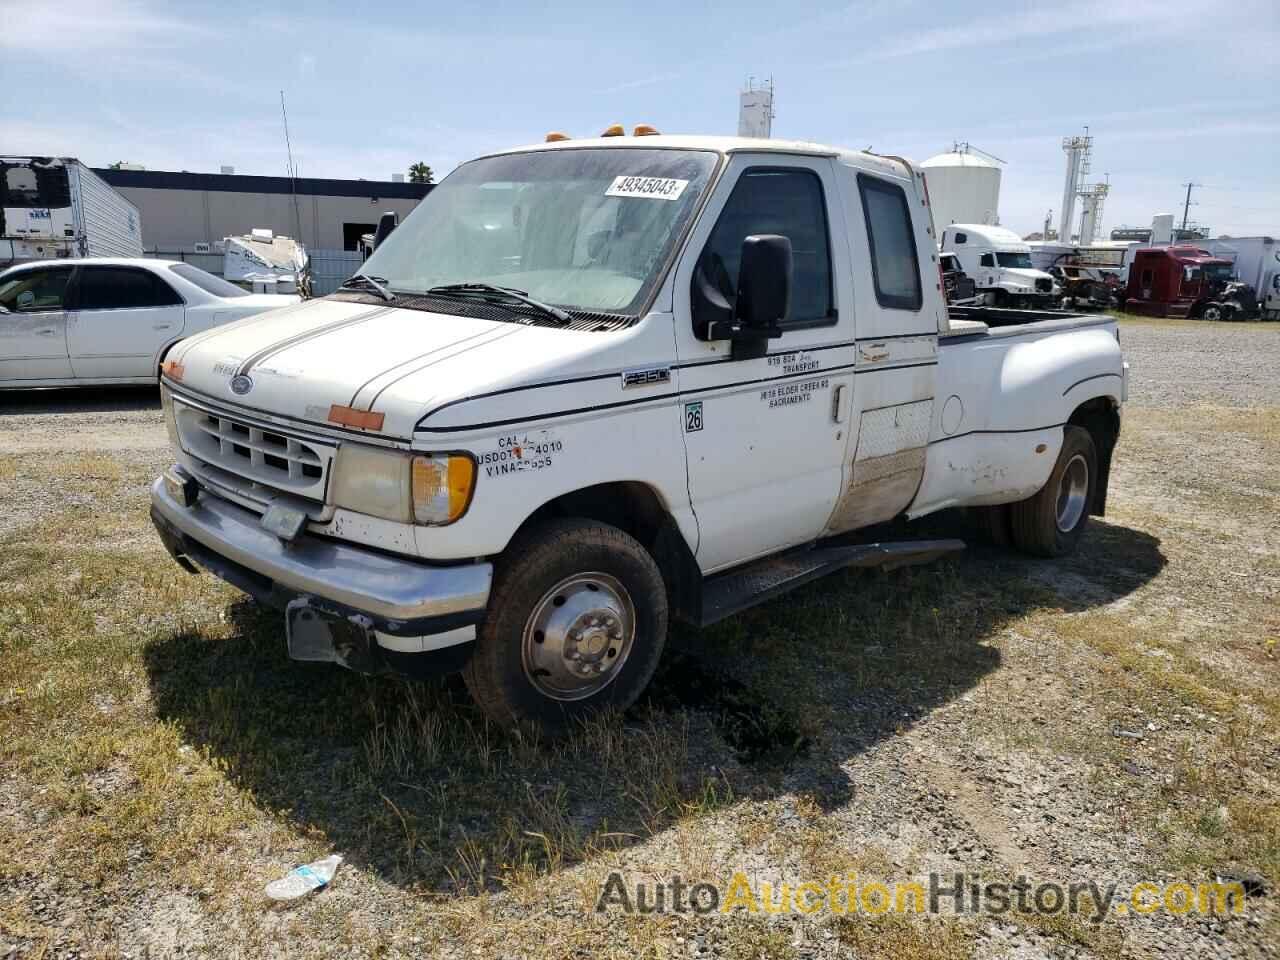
[
  {"left": 633, "top": 124, "right": 660, "bottom": 136},
  {"left": 600, "top": 124, "right": 625, "bottom": 137}
]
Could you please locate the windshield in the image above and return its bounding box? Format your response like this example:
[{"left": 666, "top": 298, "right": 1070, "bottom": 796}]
[
  {"left": 996, "top": 251, "right": 1033, "bottom": 269},
  {"left": 361, "top": 148, "right": 719, "bottom": 314},
  {"left": 169, "top": 263, "right": 249, "bottom": 298},
  {"left": 1203, "top": 264, "right": 1233, "bottom": 282}
]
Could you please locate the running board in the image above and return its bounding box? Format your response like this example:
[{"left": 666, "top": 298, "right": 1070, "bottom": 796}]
[{"left": 699, "top": 539, "right": 965, "bottom": 627}]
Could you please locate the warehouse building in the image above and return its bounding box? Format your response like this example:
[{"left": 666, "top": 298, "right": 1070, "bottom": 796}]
[
  {"left": 93, "top": 167, "right": 432, "bottom": 293},
  {"left": 94, "top": 167, "right": 431, "bottom": 253}
]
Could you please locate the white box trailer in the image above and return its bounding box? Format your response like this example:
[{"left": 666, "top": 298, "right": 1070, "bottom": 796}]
[
  {"left": 1, "top": 156, "right": 143, "bottom": 265},
  {"left": 1196, "top": 236, "right": 1279, "bottom": 293}
]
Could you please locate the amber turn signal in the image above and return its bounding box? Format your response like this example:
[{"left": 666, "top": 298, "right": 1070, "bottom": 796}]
[{"left": 160, "top": 360, "right": 184, "bottom": 381}]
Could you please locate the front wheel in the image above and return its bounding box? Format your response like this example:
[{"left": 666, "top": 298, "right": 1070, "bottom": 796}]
[
  {"left": 1010, "top": 426, "right": 1097, "bottom": 557},
  {"left": 462, "top": 518, "right": 668, "bottom": 732},
  {"left": 1200, "top": 303, "right": 1224, "bottom": 321}
]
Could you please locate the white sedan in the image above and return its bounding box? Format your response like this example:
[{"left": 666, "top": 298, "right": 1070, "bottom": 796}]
[{"left": 0, "top": 257, "right": 298, "bottom": 388}]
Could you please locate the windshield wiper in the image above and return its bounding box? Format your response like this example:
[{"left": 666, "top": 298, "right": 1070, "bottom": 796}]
[
  {"left": 427, "top": 282, "right": 571, "bottom": 324},
  {"left": 339, "top": 273, "right": 395, "bottom": 302}
]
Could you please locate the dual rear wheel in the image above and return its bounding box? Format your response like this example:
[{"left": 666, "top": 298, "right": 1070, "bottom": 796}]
[{"left": 972, "top": 425, "right": 1098, "bottom": 557}]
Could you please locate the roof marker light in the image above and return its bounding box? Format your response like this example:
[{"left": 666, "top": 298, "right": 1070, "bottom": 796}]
[
  {"left": 545, "top": 131, "right": 570, "bottom": 142},
  {"left": 600, "top": 124, "right": 625, "bottom": 137},
  {"left": 632, "top": 124, "right": 660, "bottom": 136},
  {"left": 328, "top": 404, "right": 385, "bottom": 431}
]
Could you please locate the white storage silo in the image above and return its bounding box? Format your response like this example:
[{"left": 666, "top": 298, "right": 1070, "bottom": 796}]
[{"left": 920, "top": 146, "right": 1002, "bottom": 232}]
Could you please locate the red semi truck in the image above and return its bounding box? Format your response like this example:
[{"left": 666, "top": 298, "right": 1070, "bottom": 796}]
[{"left": 1124, "top": 245, "right": 1256, "bottom": 320}]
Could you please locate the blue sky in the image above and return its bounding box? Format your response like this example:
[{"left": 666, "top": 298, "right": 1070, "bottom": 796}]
[{"left": 5, "top": 0, "right": 1278, "bottom": 237}]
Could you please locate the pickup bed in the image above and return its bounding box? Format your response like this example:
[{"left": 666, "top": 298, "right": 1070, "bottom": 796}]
[{"left": 150, "top": 134, "right": 1127, "bottom": 730}]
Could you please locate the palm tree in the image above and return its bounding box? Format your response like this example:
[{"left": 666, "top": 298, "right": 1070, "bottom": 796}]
[{"left": 408, "top": 162, "right": 434, "bottom": 184}]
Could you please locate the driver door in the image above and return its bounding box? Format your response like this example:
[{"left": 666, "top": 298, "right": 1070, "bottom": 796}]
[
  {"left": 0, "top": 265, "right": 75, "bottom": 382},
  {"left": 671, "top": 155, "right": 855, "bottom": 573}
]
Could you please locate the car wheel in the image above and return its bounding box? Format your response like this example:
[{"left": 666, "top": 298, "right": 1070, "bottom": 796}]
[
  {"left": 1200, "top": 303, "right": 1224, "bottom": 321},
  {"left": 462, "top": 518, "right": 668, "bottom": 733},
  {"left": 1010, "top": 426, "right": 1097, "bottom": 558}
]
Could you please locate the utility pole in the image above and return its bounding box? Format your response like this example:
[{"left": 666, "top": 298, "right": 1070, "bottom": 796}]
[{"left": 1179, "top": 181, "right": 1200, "bottom": 233}]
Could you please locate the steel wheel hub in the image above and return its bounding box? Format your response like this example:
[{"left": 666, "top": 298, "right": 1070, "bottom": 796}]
[
  {"left": 1055, "top": 453, "right": 1089, "bottom": 533},
  {"left": 521, "top": 572, "right": 636, "bottom": 701}
]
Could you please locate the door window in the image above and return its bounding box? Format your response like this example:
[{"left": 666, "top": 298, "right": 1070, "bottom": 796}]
[
  {"left": 76, "top": 268, "right": 183, "bottom": 310},
  {"left": 0, "top": 268, "right": 71, "bottom": 312},
  {"left": 980, "top": 253, "right": 995, "bottom": 268},
  {"left": 699, "top": 168, "right": 835, "bottom": 327},
  {"left": 857, "top": 174, "right": 922, "bottom": 311}
]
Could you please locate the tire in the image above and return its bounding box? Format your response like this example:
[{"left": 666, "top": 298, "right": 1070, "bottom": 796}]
[
  {"left": 1010, "top": 426, "right": 1097, "bottom": 558},
  {"left": 462, "top": 518, "right": 668, "bottom": 733},
  {"left": 1200, "top": 303, "right": 1224, "bottom": 321},
  {"left": 971, "top": 504, "right": 1012, "bottom": 547}
]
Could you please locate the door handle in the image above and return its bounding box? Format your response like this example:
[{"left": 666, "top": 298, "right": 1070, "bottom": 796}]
[
  {"left": 831, "top": 384, "right": 846, "bottom": 423},
  {"left": 153, "top": 323, "right": 173, "bottom": 330},
  {"left": 36, "top": 328, "right": 58, "bottom": 336}
]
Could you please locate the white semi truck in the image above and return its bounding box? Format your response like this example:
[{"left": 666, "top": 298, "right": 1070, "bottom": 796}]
[
  {"left": 940, "top": 223, "right": 1057, "bottom": 309},
  {"left": 1, "top": 157, "right": 143, "bottom": 265},
  {"left": 150, "top": 133, "right": 1128, "bottom": 731}
]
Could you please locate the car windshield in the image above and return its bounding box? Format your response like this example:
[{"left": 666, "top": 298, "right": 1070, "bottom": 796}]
[
  {"left": 169, "top": 263, "right": 250, "bottom": 298},
  {"left": 1203, "top": 264, "right": 1233, "bottom": 281},
  {"left": 361, "top": 148, "right": 719, "bottom": 315},
  {"left": 996, "top": 251, "right": 1033, "bottom": 269}
]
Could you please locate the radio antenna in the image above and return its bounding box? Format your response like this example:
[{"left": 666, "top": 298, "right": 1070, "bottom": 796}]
[{"left": 280, "top": 90, "right": 303, "bottom": 242}]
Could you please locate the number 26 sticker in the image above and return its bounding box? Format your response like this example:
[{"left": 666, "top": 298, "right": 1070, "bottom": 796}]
[{"left": 684, "top": 401, "right": 703, "bottom": 433}]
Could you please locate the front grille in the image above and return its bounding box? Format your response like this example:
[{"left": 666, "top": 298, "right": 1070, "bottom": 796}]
[{"left": 173, "top": 399, "right": 335, "bottom": 510}]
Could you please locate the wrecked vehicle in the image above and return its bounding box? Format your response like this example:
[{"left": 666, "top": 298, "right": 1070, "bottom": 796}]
[{"left": 150, "top": 132, "right": 1128, "bottom": 729}]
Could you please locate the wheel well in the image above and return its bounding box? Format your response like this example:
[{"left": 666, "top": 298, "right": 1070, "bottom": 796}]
[
  {"left": 1068, "top": 397, "right": 1120, "bottom": 516},
  {"left": 511, "top": 482, "right": 702, "bottom": 625}
]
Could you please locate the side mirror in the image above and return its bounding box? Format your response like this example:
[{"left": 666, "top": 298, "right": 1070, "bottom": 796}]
[
  {"left": 373, "top": 211, "right": 398, "bottom": 250},
  {"left": 735, "top": 234, "right": 792, "bottom": 330},
  {"left": 701, "top": 234, "right": 790, "bottom": 360}
]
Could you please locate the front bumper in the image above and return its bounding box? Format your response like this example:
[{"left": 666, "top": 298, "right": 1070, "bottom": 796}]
[{"left": 149, "top": 471, "right": 492, "bottom": 644}]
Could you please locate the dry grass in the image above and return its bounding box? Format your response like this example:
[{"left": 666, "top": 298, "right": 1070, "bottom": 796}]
[{"left": 1, "top": 347, "right": 1278, "bottom": 956}]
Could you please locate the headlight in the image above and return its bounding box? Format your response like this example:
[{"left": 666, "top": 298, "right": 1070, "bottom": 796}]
[{"left": 331, "top": 445, "right": 475, "bottom": 525}]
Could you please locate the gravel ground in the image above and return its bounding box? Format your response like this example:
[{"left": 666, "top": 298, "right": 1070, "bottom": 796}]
[
  {"left": 1118, "top": 318, "right": 1280, "bottom": 409},
  {"left": 0, "top": 386, "right": 165, "bottom": 455},
  {"left": 1, "top": 317, "right": 1277, "bottom": 960}
]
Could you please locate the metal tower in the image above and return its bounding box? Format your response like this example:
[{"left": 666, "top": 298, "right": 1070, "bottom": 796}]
[{"left": 1059, "top": 130, "right": 1092, "bottom": 244}]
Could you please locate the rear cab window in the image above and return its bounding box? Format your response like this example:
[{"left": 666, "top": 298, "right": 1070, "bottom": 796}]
[{"left": 856, "top": 174, "right": 922, "bottom": 311}]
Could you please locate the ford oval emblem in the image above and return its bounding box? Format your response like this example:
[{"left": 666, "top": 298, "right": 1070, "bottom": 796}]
[{"left": 229, "top": 374, "right": 254, "bottom": 396}]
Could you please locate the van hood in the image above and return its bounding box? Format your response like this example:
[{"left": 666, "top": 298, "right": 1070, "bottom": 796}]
[{"left": 168, "top": 296, "right": 625, "bottom": 439}]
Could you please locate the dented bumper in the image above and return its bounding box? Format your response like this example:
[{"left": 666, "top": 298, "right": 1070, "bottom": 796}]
[{"left": 149, "top": 469, "right": 492, "bottom": 667}]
